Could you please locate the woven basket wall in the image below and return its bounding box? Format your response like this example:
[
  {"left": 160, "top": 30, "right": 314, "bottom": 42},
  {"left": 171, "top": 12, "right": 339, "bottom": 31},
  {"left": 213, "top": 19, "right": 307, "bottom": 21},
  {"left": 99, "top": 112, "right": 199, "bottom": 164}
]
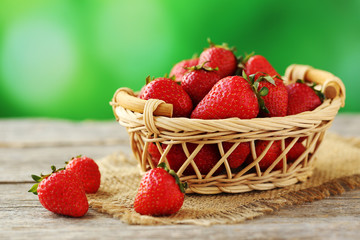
[{"left": 110, "top": 65, "right": 346, "bottom": 194}]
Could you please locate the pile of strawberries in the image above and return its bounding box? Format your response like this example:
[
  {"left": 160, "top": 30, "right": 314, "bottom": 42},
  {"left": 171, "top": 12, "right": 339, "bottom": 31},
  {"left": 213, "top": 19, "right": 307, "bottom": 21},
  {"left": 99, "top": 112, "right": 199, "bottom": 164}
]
[
  {"left": 140, "top": 39, "right": 324, "bottom": 175},
  {"left": 30, "top": 40, "right": 325, "bottom": 219},
  {"left": 29, "top": 155, "right": 101, "bottom": 217}
]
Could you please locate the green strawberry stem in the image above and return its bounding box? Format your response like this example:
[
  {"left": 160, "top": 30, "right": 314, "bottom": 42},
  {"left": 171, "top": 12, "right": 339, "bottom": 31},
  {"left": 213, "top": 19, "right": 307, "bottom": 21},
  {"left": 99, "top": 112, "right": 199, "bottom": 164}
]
[
  {"left": 242, "top": 71, "right": 271, "bottom": 114},
  {"left": 185, "top": 61, "right": 219, "bottom": 72},
  {"left": 296, "top": 79, "right": 325, "bottom": 102},
  {"left": 237, "top": 51, "right": 255, "bottom": 68},
  {"left": 191, "top": 53, "right": 199, "bottom": 59},
  {"left": 206, "top": 38, "right": 236, "bottom": 53},
  {"left": 157, "top": 162, "right": 188, "bottom": 194},
  {"left": 236, "top": 52, "right": 255, "bottom": 74},
  {"left": 65, "top": 154, "right": 82, "bottom": 165},
  {"left": 28, "top": 165, "right": 65, "bottom": 195}
]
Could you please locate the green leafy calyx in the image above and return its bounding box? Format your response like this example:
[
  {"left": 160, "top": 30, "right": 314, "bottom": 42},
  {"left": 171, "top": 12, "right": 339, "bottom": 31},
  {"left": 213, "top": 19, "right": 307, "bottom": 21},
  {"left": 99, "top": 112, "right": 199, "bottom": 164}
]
[
  {"left": 237, "top": 51, "right": 255, "bottom": 71},
  {"left": 157, "top": 162, "right": 188, "bottom": 194},
  {"left": 296, "top": 79, "right": 325, "bottom": 102},
  {"left": 242, "top": 70, "right": 277, "bottom": 114},
  {"left": 185, "top": 61, "right": 219, "bottom": 72},
  {"left": 206, "top": 38, "right": 236, "bottom": 53},
  {"left": 28, "top": 165, "right": 65, "bottom": 195}
]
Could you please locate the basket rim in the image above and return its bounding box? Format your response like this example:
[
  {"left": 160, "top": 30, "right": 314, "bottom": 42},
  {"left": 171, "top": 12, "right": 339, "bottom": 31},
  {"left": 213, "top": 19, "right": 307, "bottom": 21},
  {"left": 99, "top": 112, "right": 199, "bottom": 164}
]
[{"left": 113, "top": 95, "right": 342, "bottom": 128}]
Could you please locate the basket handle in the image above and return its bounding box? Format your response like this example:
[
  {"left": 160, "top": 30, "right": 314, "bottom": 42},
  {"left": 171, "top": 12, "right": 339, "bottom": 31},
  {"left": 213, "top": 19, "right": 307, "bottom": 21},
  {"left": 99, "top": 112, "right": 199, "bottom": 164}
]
[
  {"left": 285, "top": 64, "right": 346, "bottom": 107},
  {"left": 110, "top": 88, "right": 173, "bottom": 117}
]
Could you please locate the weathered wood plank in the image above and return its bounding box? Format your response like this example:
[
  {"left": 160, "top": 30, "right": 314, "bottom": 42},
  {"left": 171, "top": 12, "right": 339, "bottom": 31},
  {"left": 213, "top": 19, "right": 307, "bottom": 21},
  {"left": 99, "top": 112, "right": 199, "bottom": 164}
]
[
  {"left": 0, "top": 118, "right": 128, "bottom": 147},
  {"left": 1, "top": 116, "right": 360, "bottom": 240},
  {"left": 0, "top": 183, "right": 359, "bottom": 239},
  {"left": 0, "top": 145, "right": 132, "bottom": 182}
]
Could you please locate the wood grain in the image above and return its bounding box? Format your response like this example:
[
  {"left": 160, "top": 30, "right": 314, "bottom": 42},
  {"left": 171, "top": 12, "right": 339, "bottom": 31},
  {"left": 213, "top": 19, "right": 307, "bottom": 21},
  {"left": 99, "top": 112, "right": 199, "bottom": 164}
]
[
  {"left": 1, "top": 183, "right": 359, "bottom": 239},
  {"left": 1, "top": 116, "right": 360, "bottom": 239}
]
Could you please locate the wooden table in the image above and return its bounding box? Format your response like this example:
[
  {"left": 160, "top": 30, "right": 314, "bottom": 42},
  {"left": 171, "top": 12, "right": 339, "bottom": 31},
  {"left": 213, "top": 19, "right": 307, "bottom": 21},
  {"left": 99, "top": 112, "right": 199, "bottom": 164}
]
[{"left": 1, "top": 115, "right": 360, "bottom": 239}]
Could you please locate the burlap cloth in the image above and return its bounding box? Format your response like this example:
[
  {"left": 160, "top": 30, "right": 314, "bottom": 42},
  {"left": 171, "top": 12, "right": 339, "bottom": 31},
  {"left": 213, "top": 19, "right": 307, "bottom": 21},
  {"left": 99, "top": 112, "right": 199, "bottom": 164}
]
[{"left": 87, "top": 132, "right": 360, "bottom": 225}]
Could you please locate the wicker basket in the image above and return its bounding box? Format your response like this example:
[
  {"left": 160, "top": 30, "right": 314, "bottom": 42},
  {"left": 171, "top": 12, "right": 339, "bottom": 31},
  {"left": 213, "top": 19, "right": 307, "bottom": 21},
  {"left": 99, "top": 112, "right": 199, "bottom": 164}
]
[{"left": 110, "top": 65, "right": 346, "bottom": 194}]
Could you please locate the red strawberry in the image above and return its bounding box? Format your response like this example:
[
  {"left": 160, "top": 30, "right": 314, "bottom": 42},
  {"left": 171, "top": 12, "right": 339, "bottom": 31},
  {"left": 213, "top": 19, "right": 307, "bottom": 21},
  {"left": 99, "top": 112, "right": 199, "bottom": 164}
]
[
  {"left": 285, "top": 139, "right": 306, "bottom": 161},
  {"left": 66, "top": 155, "right": 101, "bottom": 194},
  {"left": 198, "top": 40, "right": 237, "bottom": 78},
  {"left": 162, "top": 143, "right": 222, "bottom": 176},
  {"left": 255, "top": 140, "right": 283, "bottom": 170},
  {"left": 222, "top": 142, "right": 251, "bottom": 169},
  {"left": 29, "top": 166, "right": 88, "bottom": 217},
  {"left": 170, "top": 58, "right": 199, "bottom": 82},
  {"left": 161, "top": 144, "right": 187, "bottom": 173},
  {"left": 245, "top": 55, "right": 288, "bottom": 117},
  {"left": 191, "top": 76, "right": 259, "bottom": 119},
  {"left": 244, "top": 55, "right": 279, "bottom": 79},
  {"left": 134, "top": 163, "right": 187, "bottom": 216},
  {"left": 286, "top": 82, "right": 322, "bottom": 116},
  {"left": 181, "top": 64, "right": 221, "bottom": 105},
  {"left": 139, "top": 77, "right": 193, "bottom": 117},
  {"left": 148, "top": 142, "right": 162, "bottom": 166}
]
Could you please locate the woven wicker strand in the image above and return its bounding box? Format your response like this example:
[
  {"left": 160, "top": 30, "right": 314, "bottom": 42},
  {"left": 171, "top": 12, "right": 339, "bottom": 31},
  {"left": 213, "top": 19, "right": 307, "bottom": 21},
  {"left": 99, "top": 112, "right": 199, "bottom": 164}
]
[{"left": 110, "top": 65, "right": 345, "bottom": 194}]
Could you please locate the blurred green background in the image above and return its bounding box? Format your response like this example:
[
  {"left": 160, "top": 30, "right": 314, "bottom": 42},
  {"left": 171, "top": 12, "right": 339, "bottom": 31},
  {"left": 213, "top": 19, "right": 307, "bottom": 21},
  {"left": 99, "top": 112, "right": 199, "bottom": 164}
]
[{"left": 0, "top": 0, "right": 359, "bottom": 120}]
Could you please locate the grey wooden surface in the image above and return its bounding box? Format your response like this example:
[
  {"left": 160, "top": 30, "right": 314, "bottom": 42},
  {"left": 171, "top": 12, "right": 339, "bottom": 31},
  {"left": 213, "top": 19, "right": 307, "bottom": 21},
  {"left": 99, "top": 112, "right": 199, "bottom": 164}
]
[{"left": 1, "top": 115, "right": 360, "bottom": 240}]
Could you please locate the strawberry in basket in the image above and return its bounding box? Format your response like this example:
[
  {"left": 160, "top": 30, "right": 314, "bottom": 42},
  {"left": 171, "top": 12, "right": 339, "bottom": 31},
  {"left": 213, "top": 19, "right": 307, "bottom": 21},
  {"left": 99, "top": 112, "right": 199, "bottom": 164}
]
[
  {"left": 181, "top": 62, "right": 221, "bottom": 105},
  {"left": 150, "top": 143, "right": 223, "bottom": 176},
  {"left": 170, "top": 57, "right": 199, "bottom": 82},
  {"left": 198, "top": 39, "right": 237, "bottom": 78},
  {"left": 139, "top": 76, "right": 193, "bottom": 117},
  {"left": 243, "top": 54, "right": 288, "bottom": 117},
  {"left": 286, "top": 80, "right": 323, "bottom": 115},
  {"left": 222, "top": 142, "right": 251, "bottom": 169},
  {"left": 191, "top": 75, "right": 260, "bottom": 119}
]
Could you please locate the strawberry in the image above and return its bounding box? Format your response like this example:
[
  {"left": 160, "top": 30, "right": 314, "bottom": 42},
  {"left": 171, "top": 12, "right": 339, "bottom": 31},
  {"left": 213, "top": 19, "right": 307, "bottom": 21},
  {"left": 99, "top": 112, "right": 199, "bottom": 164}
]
[
  {"left": 170, "top": 58, "right": 199, "bottom": 82},
  {"left": 181, "top": 63, "right": 221, "bottom": 105},
  {"left": 139, "top": 77, "right": 193, "bottom": 117},
  {"left": 286, "top": 81, "right": 323, "bottom": 116},
  {"left": 160, "top": 144, "right": 187, "bottom": 173},
  {"left": 29, "top": 166, "right": 89, "bottom": 217},
  {"left": 191, "top": 76, "right": 259, "bottom": 119},
  {"left": 244, "top": 55, "right": 279, "bottom": 79},
  {"left": 244, "top": 55, "right": 288, "bottom": 117},
  {"left": 255, "top": 140, "right": 283, "bottom": 170},
  {"left": 148, "top": 142, "right": 162, "bottom": 166},
  {"left": 134, "top": 163, "right": 187, "bottom": 216},
  {"left": 66, "top": 155, "right": 101, "bottom": 194},
  {"left": 198, "top": 39, "right": 237, "bottom": 78},
  {"left": 222, "top": 142, "right": 251, "bottom": 169},
  {"left": 285, "top": 139, "right": 306, "bottom": 161},
  {"left": 162, "top": 143, "right": 222, "bottom": 176}
]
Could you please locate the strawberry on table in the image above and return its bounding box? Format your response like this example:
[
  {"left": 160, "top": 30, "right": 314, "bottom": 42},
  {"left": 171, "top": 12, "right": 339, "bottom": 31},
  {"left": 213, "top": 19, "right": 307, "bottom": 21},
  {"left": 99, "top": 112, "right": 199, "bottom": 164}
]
[
  {"left": 286, "top": 81, "right": 323, "bottom": 116},
  {"left": 170, "top": 57, "right": 199, "bottom": 82},
  {"left": 181, "top": 63, "right": 221, "bottom": 105},
  {"left": 191, "top": 76, "right": 259, "bottom": 119},
  {"left": 29, "top": 166, "right": 89, "bottom": 217},
  {"left": 134, "top": 163, "right": 187, "bottom": 216},
  {"left": 198, "top": 39, "right": 237, "bottom": 78},
  {"left": 66, "top": 155, "right": 101, "bottom": 194},
  {"left": 139, "top": 77, "right": 193, "bottom": 117},
  {"left": 244, "top": 55, "right": 288, "bottom": 117}
]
